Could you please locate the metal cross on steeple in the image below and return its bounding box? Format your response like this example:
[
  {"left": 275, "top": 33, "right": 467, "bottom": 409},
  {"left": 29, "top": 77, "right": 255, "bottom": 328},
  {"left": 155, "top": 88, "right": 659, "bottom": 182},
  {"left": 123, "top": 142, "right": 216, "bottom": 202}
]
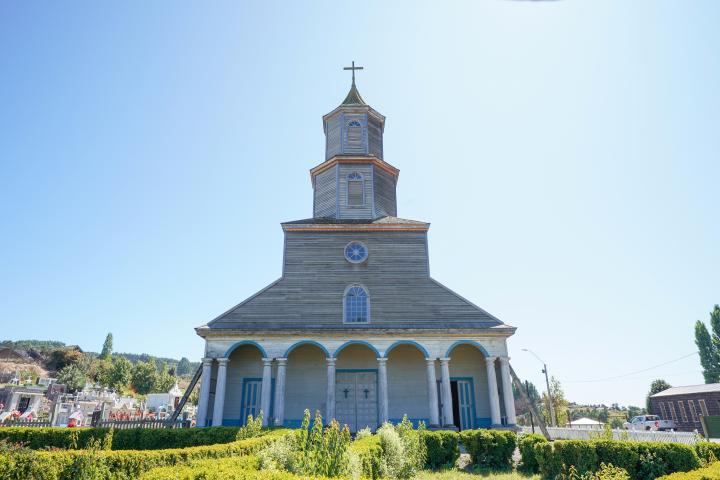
[{"left": 343, "top": 61, "right": 364, "bottom": 85}]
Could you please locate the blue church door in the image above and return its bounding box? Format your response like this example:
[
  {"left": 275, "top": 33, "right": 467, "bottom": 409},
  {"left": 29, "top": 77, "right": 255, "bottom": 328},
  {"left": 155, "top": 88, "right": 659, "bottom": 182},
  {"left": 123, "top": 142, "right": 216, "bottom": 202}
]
[
  {"left": 241, "top": 379, "right": 261, "bottom": 424},
  {"left": 451, "top": 379, "right": 475, "bottom": 430}
]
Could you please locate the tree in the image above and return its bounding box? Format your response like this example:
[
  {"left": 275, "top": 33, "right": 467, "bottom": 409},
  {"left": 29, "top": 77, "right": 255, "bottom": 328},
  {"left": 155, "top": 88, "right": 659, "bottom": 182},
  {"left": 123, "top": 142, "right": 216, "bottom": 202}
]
[
  {"left": 49, "top": 348, "right": 83, "bottom": 371},
  {"left": 154, "top": 363, "right": 176, "bottom": 392},
  {"left": 646, "top": 379, "right": 672, "bottom": 412},
  {"left": 100, "top": 357, "right": 132, "bottom": 391},
  {"left": 541, "top": 376, "right": 569, "bottom": 426},
  {"left": 57, "top": 364, "right": 87, "bottom": 393},
  {"left": 100, "top": 333, "right": 113, "bottom": 360},
  {"left": 176, "top": 357, "right": 191, "bottom": 376},
  {"left": 694, "top": 305, "right": 720, "bottom": 384},
  {"left": 131, "top": 361, "right": 157, "bottom": 394}
]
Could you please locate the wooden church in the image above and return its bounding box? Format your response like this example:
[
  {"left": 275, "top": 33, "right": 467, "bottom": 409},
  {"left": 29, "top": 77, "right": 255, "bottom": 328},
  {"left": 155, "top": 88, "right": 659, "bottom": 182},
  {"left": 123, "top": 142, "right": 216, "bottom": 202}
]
[{"left": 194, "top": 65, "right": 518, "bottom": 431}]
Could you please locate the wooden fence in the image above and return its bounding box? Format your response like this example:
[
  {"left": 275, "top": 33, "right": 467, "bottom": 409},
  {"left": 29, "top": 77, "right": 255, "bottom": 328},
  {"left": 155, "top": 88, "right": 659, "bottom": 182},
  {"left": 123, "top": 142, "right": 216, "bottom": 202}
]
[
  {"left": 521, "top": 426, "right": 702, "bottom": 445},
  {"left": 95, "top": 419, "right": 188, "bottom": 429},
  {"left": 0, "top": 419, "right": 52, "bottom": 428}
]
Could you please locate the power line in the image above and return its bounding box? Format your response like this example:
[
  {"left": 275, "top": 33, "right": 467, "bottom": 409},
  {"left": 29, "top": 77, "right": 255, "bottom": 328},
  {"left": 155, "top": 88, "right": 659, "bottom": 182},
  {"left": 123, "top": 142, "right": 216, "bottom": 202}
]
[{"left": 564, "top": 352, "right": 699, "bottom": 383}]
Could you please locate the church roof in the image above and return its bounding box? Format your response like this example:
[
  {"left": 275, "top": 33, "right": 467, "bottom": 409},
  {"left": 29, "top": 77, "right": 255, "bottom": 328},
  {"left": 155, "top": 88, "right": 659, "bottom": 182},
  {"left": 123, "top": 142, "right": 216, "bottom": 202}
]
[
  {"left": 282, "top": 216, "right": 427, "bottom": 226},
  {"left": 340, "top": 82, "right": 367, "bottom": 106}
]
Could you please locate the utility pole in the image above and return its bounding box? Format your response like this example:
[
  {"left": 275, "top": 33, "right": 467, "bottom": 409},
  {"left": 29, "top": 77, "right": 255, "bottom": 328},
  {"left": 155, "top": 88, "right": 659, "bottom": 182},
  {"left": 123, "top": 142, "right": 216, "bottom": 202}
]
[
  {"left": 526, "top": 380, "right": 535, "bottom": 433},
  {"left": 523, "top": 348, "right": 557, "bottom": 427}
]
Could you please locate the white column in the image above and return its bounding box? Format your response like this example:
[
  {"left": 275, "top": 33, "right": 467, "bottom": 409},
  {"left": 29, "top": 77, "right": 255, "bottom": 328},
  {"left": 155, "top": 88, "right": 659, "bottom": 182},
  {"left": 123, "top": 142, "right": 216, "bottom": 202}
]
[
  {"left": 326, "top": 357, "right": 336, "bottom": 422},
  {"left": 485, "top": 356, "right": 502, "bottom": 426},
  {"left": 211, "top": 358, "right": 229, "bottom": 426},
  {"left": 439, "top": 357, "right": 454, "bottom": 427},
  {"left": 377, "top": 357, "right": 388, "bottom": 424},
  {"left": 425, "top": 358, "right": 440, "bottom": 426},
  {"left": 499, "top": 356, "right": 517, "bottom": 425},
  {"left": 273, "top": 358, "right": 287, "bottom": 426},
  {"left": 196, "top": 357, "right": 214, "bottom": 427},
  {"left": 260, "top": 358, "right": 273, "bottom": 426}
]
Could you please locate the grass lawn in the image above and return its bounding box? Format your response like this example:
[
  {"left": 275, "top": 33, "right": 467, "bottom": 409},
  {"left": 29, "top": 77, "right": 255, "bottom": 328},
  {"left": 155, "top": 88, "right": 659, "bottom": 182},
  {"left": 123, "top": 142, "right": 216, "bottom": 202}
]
[{"left": 416, "top": 471, "right": 540, "bottom": 480}]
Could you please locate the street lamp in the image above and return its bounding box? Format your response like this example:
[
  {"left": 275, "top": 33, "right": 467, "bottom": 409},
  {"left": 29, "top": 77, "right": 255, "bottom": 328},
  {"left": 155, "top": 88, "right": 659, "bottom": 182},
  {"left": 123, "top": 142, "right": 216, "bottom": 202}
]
[{"left": 522, "top": 348, "right": 557, "bottom": 427}]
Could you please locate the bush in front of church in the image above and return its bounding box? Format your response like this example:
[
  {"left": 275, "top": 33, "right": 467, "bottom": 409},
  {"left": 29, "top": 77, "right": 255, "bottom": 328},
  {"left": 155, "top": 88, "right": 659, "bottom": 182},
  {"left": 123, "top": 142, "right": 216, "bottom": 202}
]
[
  {"left": 458, "top": 428, "right": 517, "bottom": 470},
  {"left": 517, "top": 433, "right": 548, "bottom": 474},
  {"left": 420, "top": 430, "right": 460, "bottom": 469}
]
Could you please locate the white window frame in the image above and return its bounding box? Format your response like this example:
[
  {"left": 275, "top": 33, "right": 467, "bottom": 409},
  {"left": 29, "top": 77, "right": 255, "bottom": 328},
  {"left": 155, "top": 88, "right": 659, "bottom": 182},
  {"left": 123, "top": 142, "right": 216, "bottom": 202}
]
[
  {"left": 342, "top": 284, "right": 370, "bottom": 324},
  {"left": 678, "top": 401, "right": 688, "bottom": 422},
  {"left": 668, "top": 402, "right": 677, "bottom": 422},
  {"left": 689, "top": 400, "right": 699, "bottom": 422},
  {"left": 659, "top": 403, "right": 667, "bottom": 420},
  {"left": 699, "top": 399, "right": 709, "bottom": 417}
]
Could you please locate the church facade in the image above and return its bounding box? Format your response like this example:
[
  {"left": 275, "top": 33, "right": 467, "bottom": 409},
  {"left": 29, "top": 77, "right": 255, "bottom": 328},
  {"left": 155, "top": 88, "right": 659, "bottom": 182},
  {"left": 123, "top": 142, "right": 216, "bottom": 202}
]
[{"left": 194, "top": 72, "right": 517, "bottom": 431}]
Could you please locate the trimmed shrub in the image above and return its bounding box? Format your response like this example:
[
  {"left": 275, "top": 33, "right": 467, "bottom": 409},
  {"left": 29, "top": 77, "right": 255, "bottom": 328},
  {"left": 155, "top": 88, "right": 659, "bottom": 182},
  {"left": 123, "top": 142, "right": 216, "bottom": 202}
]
[
  {"left": 694, "top": 442, "right": 720, "bottom": 465},
  {"left": 140, "top": 455, "right": 262, "bottom": 480},
  {"left": 420, "top": 430, "right": 459, "bottom": 469},
  {"left": 458, "top": 428, "right": 517, "bottom": 470},
  {"left": 0, "top": 428, "right": 290, "bottom": 480},
  {"left": 518, "top": 433, "right": 548, "bottom": 473},
  {"left": 657, "top": 461, "right": 720, "bottom": 480},
  {"left": 535, "top": 439, "right": 701, "bottom": 480},
  {"left": 348, "top": 435, "right": 382, "bottom": 480},
  {"left": 0, "top": 426, "right": 243, "bottom": 450}
]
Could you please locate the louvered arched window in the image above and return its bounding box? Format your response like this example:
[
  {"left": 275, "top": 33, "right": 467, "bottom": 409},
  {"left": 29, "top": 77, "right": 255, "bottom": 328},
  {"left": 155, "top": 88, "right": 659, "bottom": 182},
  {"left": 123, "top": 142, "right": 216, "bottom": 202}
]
[
  {"left": 347, "top": 171, "right": 364, "bottom": 206},
  {"left": 344, "top": 285, "right": 369, "bottom": 323}
]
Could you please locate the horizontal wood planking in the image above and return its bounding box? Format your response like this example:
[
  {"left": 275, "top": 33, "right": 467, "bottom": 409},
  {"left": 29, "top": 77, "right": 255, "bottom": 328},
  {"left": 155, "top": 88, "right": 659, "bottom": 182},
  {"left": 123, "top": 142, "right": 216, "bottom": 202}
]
[
  {"left": 373, "top": 167, "right": 397, "bottom": 217},
  {"left": 313, "top": 166, "right": 337, "bottom": 218},
  {"left": 337, "top": 163, "right": 374, "bottom": 219},
  {"left": 210, "top": 230, "right": 502, "bottom": 330}
]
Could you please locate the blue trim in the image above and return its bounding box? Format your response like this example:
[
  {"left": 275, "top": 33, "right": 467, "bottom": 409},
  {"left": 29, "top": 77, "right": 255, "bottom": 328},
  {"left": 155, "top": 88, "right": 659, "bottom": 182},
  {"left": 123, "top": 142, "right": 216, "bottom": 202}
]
[
  {"left": 334, "top": 340, "right": 380, "bottom": 357},
  {"left": 445, "top": 340, "right": 490, "bottom": 357},
  {"left": 284, "top": 340, "right": 330, "bottom": 358},
  {"left": 389, "top": 418, "right": 429, "bottom": 427},
  {"left": 384, "top": 340, "right": 430, "bottom": 358},
  {"left": 225, "top": 340, "right": 267, "bottom": 358},
  {"left": 336, "top": 368, "right": 378, "bottom": 373},
  {"left": 475, "top": 417, "right": 491, "bottom": 428}
]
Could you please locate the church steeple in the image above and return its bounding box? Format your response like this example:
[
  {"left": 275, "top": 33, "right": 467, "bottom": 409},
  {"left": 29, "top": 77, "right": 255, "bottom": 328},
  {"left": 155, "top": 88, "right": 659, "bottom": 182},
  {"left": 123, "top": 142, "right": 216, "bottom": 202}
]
[{"left": 312, "top": 64, "right": 398, "bottom": 221}]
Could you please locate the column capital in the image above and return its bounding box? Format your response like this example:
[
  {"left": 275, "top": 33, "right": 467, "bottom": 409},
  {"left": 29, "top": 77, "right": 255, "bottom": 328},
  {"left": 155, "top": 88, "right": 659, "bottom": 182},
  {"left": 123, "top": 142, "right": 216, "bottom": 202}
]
[
  {"left": 262, "top": 358, "right": 273, "bottom": 366},
  {"left": 425, "top": 357, "right": 436, "bottom": 365},
  {"left": 439, "top": 357, "right": 451, "bottom": 364},
  {"left": 216, "top": 357, "right": 230, "bottom": 366},
  {"left": 485, "top": 356, "right": 498, "bottom": 365},
  {"left": 326, "top": 357, "right": 336, "bottom": 366},
  {"left": 376, "top": 357, "right": 388, "bottom": 365},
  {"left": 276, "top": 357, "right": 288, "bottom": 366},
  {"left": 201, "top": 357, "right": 214, "bottom": 366},
  {"left": 498, "top": 356, "right": 510, "bottom": 365}
]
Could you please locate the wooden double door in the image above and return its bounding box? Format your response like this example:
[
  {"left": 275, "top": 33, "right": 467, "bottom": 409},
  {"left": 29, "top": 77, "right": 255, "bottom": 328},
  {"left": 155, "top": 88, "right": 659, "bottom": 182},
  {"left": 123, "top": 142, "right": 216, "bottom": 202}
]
[{"left": 335, "top": 371, "right": 378, "bottom": 432}]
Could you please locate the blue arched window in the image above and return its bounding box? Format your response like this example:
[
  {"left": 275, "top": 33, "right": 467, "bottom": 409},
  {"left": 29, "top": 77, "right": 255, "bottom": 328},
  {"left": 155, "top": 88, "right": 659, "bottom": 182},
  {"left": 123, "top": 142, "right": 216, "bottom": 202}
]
[
  {"left": 347, "top": 171, "right": 364, "bottom": 206},
  {"left": 344, "top": 285, "right": 369, "bottom": 323}
]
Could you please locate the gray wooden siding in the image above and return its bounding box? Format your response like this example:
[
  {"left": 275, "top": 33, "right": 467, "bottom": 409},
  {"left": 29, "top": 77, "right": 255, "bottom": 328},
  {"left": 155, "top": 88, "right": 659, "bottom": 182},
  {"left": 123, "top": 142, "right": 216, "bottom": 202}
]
[
  {"left": 313, "top": 166, "right": 337, "bottom": 218},
  {"left": 325, "top": 114, "right": 342, "bottom": 160},
  {"left": 209, "top": 231, "right": 503, "bottom": 330},
  {"left": 373, "top": 167, "right": 397, "bottom": 217},
  {"left": 337, "top": 164, "right": 374, "bottom": 219},
  {"left": 368, "top": 116, "right": 383, "bottom": 160}
]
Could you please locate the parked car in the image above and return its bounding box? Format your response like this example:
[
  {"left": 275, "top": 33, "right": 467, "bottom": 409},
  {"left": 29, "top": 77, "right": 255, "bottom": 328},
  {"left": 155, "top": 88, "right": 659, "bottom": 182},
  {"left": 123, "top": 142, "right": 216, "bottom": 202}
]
[{"left": 623, "top": 415, "right": 676, "bottom": 431}]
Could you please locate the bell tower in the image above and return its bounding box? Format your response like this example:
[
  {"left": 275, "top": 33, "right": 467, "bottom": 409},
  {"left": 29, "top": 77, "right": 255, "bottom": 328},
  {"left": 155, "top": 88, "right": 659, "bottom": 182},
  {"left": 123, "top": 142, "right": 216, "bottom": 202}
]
[{"left": 312, "top": 63, "right": 399, "bottom": 220}]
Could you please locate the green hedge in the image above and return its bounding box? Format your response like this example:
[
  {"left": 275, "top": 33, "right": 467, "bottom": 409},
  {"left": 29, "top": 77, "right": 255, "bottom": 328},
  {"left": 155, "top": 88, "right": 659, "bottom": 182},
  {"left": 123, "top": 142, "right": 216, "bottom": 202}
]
[
  {"left": 420, "top": 430, "right": 459, "bottom": 469},
  {"left": 535, "top": 439, "right": 701, "bottom": 480},
  {"left": 348, "top": 435, "right": 383, "bottom": 480},
  {"left": 694, "top": 442, "right": 720, "bottom": 464},
  {"left": 0, "top": 426, "right": 242, "bottom": 450},
  {"left": 140, "top": 454, "right": 327, "bottom": 480},
  {"left": 657, "top": 461, "right": 720, "bottom": 480},
  {"left": 0, "top": 429, "right": 290, "bottom": 480},
  {"left": 458, "top": 429, "right": 517, "bottom": 470},
  {"left": 518, "top": 433, "right": 548, "bottom": 474}
]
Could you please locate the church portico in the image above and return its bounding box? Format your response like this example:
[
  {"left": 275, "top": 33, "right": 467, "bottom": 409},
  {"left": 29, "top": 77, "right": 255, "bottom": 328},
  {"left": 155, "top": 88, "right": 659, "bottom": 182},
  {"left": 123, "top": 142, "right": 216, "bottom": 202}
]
[
  {"left": 195, "top": 66, "right": 518, "bottom": 431},
  {"left": 196, "top": 334, "right": 516, "bottom": 430}
]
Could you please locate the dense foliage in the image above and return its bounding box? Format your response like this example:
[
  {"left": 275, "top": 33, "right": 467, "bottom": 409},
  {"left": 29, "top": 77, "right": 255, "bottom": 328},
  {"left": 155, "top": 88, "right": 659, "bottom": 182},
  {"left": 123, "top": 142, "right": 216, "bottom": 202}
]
[
  {"left": 657, "top": 461, "right": 720, "bottom": 480},
  {"left": 0, "top": 426, "right": 244, "bottom": 450},
  {"left": 458, "top": 429, "right": 517, "bottom": 470},
  {"left": 534, "top": 439, "right": 701, "bottom": 480},
  {"left": 0, "top": 429, "right": 287, "bottom": 480},
  {"left": 518, "top": 433, "right": 548, "bottom": 473},
  {"left": 693, "top": 305, "right": 720, "bottom": 384},
  {"left": 420, "top": 430, "right": 459, "bottom": 469}
]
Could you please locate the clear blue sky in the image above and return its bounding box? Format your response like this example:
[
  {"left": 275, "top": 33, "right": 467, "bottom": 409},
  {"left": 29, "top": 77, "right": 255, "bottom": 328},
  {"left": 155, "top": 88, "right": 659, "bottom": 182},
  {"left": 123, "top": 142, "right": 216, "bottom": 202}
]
[{"left": 1, "top": 1, "right": 718, "bottom": 407}]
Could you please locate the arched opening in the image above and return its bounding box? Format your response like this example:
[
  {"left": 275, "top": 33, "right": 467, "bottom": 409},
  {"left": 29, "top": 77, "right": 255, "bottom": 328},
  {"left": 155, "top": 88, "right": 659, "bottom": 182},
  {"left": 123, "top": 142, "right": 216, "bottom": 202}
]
[
  {"left": 335, "top": 343, "right": 379, "bottom": 431},
  {"left": 447, "top": 343, "right": 490, "bottom": 430},
  {"left": 343, "top": 285, "right": 369, "bottom": 323},
  {"left": 223, "top": 343, "right": 265, "bottom": 426},
  {"left": 285, "top": 343, "right": 328, "bottom": 427},
  {"left": 387, "top": 343, "right": 429, "bottom": 425}
]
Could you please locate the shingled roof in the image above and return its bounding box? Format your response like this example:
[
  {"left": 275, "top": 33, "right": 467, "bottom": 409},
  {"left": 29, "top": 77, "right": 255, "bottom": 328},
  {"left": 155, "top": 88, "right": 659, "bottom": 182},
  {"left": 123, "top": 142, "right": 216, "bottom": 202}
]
[{"left": 340, "top": 83, "right": 366, "bottom": 106}]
